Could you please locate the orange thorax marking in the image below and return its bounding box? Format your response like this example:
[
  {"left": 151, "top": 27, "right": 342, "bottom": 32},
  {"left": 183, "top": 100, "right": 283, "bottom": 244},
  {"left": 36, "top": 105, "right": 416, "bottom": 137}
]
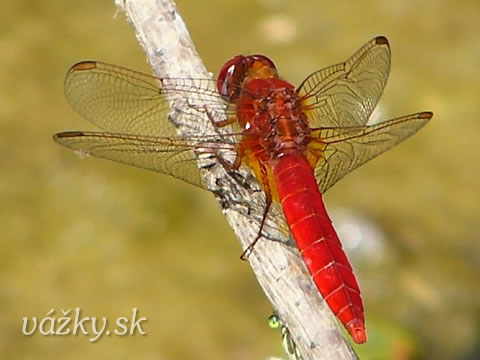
[{"left": 235, "top": 78, "right": 314, "bottom": 201}]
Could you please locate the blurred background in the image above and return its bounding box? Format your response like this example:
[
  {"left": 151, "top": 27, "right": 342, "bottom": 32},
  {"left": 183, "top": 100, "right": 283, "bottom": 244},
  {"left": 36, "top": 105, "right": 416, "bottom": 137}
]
[{"left": 1, "top": 0, "right": 479, "bottom": 359}]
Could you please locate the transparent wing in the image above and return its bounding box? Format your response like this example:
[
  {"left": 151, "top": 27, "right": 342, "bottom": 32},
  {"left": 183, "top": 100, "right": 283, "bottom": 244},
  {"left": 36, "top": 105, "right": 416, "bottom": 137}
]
[
  {"left": 53, "top": 131, "right": 234, "bottom": 188},
  {"left": 297, "top": 36, "right": 391, "bottom": 128},
  {"left": 264, "top": 202, "right": 290, "bottom": 241},
  {"left": 63, "top": 61, "right": 231, "bottom": 136},
  {"left": 309, "top": 112, "right": 432, "bottom": 193},
  {"left": 53, "top": 129, "right": 291, "bottom": 238}
]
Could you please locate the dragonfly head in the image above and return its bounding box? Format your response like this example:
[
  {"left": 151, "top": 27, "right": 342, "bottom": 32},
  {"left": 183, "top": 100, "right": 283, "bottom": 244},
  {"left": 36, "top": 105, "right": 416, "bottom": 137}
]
[{"left": 217, "top": 54, "right": 278, "bottom": 102}]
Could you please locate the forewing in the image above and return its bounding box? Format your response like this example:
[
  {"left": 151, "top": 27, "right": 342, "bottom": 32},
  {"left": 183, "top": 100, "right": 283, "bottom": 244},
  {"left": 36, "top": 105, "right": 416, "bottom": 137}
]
[
  {"left": 63, "top": 61, "right": 229, "bottom": 136},
  {"left": 297, "top": 36, "right": 391, "bottom": 128},
  {"left": 53, "top": 131, "right": 231, "bottom": 188},
  {"left": 310, "top": 112, "right": 432, "bottom": 193}
]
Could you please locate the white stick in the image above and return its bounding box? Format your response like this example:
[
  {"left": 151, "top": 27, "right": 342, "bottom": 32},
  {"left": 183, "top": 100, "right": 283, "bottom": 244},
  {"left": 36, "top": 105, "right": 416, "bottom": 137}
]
[{"left": 114, "top": 1, "right": 359, "bottom": 358}]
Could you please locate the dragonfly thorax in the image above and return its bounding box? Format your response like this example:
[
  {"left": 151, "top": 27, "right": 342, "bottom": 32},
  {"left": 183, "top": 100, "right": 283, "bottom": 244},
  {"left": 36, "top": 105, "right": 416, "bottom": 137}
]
[{"left": 238, "top": 78, "right": 311, "bottom": 158}]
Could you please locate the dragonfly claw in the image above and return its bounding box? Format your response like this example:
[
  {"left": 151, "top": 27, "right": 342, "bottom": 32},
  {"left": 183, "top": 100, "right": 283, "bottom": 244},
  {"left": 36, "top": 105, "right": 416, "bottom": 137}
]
[{"left": 240, "top": 244, "right": 254, "bottom": 261}]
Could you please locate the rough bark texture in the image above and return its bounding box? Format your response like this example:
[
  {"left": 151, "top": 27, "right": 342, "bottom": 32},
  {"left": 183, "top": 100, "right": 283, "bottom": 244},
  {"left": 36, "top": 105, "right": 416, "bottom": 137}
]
[{"left": 114, "top": 0, "right": 359, "bottom": 358}]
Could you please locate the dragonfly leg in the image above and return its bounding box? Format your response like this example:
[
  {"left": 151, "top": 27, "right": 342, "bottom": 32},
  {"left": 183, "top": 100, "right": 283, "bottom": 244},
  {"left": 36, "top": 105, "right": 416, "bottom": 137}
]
[
  {"left": 213, "top": 143, "right": 251, "bottom": 190},
  {"left": 214, "top": 146, "right": 243, "bottom": 171},
  {"left": 240, "top": 190, "right": 273, "bottom": 260},
  {"left": 214, "top": 116, "right": 237, "bottom": 128},
  {"left": 214, "top": 151, "right": 250, "bottom": 191},
  {"left": 201, "top": 105, "right": 237, "bottom": 128}
]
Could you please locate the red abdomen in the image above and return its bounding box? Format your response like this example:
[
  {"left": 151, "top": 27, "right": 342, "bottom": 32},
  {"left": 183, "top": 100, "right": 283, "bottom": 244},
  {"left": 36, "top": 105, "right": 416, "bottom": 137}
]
[{"left": 274, "top": 152, "right": 366, "bottom": 344}]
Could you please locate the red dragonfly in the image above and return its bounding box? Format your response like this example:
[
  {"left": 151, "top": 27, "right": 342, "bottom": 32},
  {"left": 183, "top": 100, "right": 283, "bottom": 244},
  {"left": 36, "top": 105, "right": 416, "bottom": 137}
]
[{"left": 54, "top": 36, "right": 432, "bottom": 344}]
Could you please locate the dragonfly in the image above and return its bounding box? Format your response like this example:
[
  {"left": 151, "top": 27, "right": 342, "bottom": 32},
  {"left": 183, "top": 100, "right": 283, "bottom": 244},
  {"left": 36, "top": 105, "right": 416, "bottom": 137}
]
[
  {"left": 269, "top": 312, "right": 304, "bottom": 360},
  {"left": 54, "top": 36, "right": 432, "bottom": 344}
]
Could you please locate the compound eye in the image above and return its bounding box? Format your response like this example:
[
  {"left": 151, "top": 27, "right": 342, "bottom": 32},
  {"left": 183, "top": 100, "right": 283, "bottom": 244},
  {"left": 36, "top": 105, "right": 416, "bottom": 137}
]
[
  {"left": 217, "top": 55, "right": 246, "bottom": 102},
  {"left": 247, "top": 54, "right": 277, "bottom": 74}
]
